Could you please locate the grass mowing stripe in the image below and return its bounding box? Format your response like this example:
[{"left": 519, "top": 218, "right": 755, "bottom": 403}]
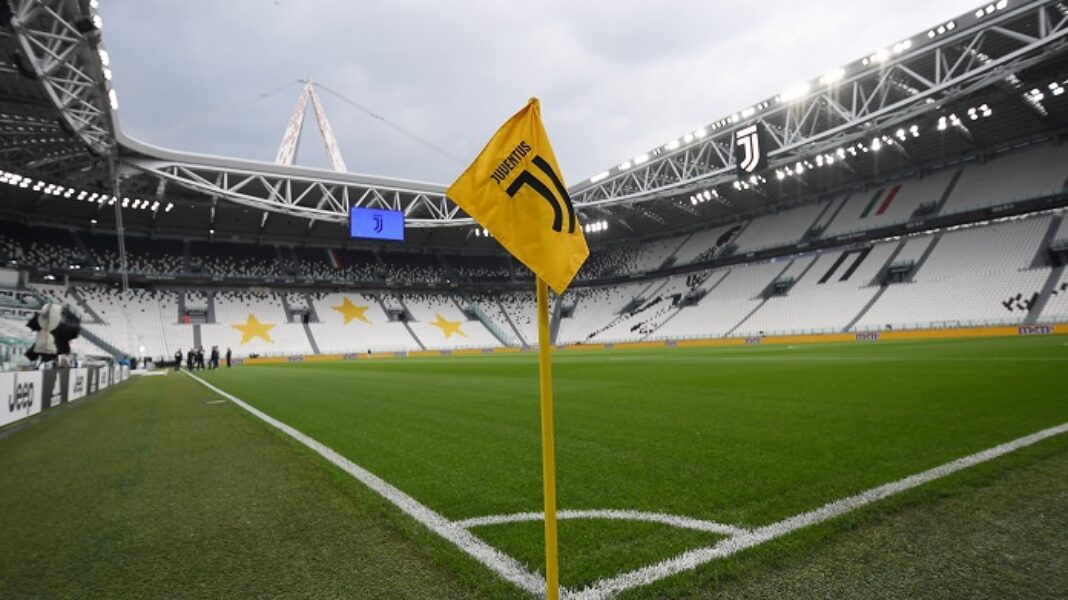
[
  {"left": 0, "top": 372, "right": 487, "bottom": 598},
  {"left": 183, "top": 370, "right": 550, "bottom": 597},
  {"left": 570, "top": 420, "right": 1068, "bottom": 599}
]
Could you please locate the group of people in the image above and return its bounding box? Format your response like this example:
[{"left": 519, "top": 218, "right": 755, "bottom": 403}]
[{"left": 174, "top": 346, "right": 231, "bottom": 371}]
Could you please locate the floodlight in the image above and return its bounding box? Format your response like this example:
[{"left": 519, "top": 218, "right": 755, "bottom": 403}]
[
  {"left": 819, "top": 68, "right": 845, "bottom": 85},
  {"left": 780, "top": 82, "right": 810, "bottom": 102}
]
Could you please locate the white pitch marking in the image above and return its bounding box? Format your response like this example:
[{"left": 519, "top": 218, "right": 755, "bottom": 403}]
[
  {"left": 567, "top": 420, "right": 1068, "bottom": 600},
  {"left": 205, "top": 400, "right": 226, "bottom": 405},
  {"left": 183, "top": 372, "right": 550, "bottom": 597},
  {"left": 458, "top": 509, "right": 747, "bottom": 537}
]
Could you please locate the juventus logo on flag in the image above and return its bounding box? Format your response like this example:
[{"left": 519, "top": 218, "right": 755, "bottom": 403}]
[{"left": 734, "top": 122, "right": 768, "bottom": 177}]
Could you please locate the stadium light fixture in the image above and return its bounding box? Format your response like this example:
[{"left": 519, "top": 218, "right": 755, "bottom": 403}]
[
  {"left": 90, "top": 218, "right": 97, "bottom": 224},
  {"left": 779, "top": 82, "right": 810, "bottom": 103},
  {"left": 618, "top": 160, "right": 632, "bottom": 170},
  {"left": 589, "top": 171, "right": 609, "bottom": 184},
  {"left": 664, "top": 139, "right": 680, "bottom": 151},
  {"left": 819, "top": 68, "right": 846, "bottom": 86},
  {"left": 108, "top": 89, "right": 119, "bottom": 110},
  {"left": 164, "top": 203, "right": 173, "bottom": 212},
  {"left": 633, "top": 153, "right": 650, "bottom": 165}
]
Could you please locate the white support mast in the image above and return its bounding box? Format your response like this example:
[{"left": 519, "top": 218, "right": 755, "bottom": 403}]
[{"left": 275, "top": 80, "right": 348, "bottom": 172}]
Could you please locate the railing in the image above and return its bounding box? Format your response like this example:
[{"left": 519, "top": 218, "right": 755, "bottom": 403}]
[{"left": 457, "top": 296, "right": 516, "bottom": 347}]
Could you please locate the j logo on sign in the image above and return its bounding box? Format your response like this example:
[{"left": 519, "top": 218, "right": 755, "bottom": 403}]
[
  {"left": 734, "top": 122, "right": 768, "bottom": 176},
  {"left": 9, "top": 382, "right": 34, "bottom": 414}
]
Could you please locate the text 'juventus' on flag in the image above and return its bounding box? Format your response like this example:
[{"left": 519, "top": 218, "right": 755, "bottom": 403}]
[{"left": 447, "top": 98, "right": 589, "bottom": 294}]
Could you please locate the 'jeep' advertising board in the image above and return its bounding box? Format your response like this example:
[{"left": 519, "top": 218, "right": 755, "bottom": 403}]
[
  {"left": 67, "top": 368, "right": 88, "bottom": 402},
  {"left": 1, "top": 371, "right": 43, "bottom": 428}
]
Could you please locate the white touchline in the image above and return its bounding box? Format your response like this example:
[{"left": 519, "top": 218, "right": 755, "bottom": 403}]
[
  {"left": 565, "top": 420, "right": 1068, "bottom": 600},
  {"left": 182, "top": 372, "right": 552, "bottom": 597}
]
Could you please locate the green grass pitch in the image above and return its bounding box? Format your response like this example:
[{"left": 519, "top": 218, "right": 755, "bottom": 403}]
[{"left": 2, "top": 335, "right": 1067, "bottom": 597}]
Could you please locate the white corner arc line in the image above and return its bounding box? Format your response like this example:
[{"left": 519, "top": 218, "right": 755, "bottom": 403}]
[
  {"left": 566, "top": 420, "right": 1068, "bottom": 600},
  {"left": 458, "top": 509, "right": 748, "bottom": 537},
  {"left": 183, "top": 372, "right": 548, "bottom": 597}
]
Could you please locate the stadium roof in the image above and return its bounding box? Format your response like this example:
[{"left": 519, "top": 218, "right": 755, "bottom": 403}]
[{"left": 1, "top": 0, "right": 1067, "bottom": 250}]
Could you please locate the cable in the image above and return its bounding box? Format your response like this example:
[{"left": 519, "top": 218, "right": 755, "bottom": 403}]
[
  {"left": 154, "top": 79, "right": 305, "bottom": 140},
  {"left": 313, "top": 82, "right": 466, "bottom": 166}
]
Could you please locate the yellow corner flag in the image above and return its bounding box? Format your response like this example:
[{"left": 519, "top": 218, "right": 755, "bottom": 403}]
[
  {"left": 447, "top": 98, "right": 589, "bottom": 294},
  {"left": 448, "top": 98, "right": 587, "bottom": 600}
]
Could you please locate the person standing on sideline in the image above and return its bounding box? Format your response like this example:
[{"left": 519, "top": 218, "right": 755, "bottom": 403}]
[
  {"left": 174, "top": 348, "right": 182, "bottom": 371},
  {"left": 210, "top": 346, "right": 220, "bottom": 370},
  {"left": 225, "top": 347, "right": 232, "bottom": 368},
  {"left": 187, "top": 348, "right": 195, "bottom": 371},
  {"left": 196, "top": 347, "right": 205, "bottom": 370}
]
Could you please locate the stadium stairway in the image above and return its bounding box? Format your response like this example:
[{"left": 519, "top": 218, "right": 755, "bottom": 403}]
[
  {"left": 303, "top": 294, "right": 321, "bottom": 323},
  {"left": 724, "top": 261, "right": 796, "bottom": 336},
  {"left": 811, "top": 194, "right": 850, "bottom": 238},
  {"left": 389, "top": 296, "right": 426, "bottom": 350},
  {"left": 907, "top": 233, "right": 943, "bottom": 282},
  {"left": 926, "top": 169, "right": 963, "bottom": 216},
  {"left": 1030, "top": 215, "right": 1064, "bottom": 269},
  {"left": 550, "top": 294, "right": 564, "bottom": 345},
  {"left": 844, "top": 238, "right": 909, "bottom": 332},
  {"left": 496, "top": 296, "right": 528, "bottom": 346},
  {"left": 455, "top": 294, "right": 514, "bottom": 347},
  {"left": 179, "top": 240, "right": 189, "bottom": 272},
  {"left": 1024, "top": 265, "right": 1066, "bottom": 324},
  {"left": 302, "top": 320, "right": 321, "bottom": 354},
  {"left": 176, "top": 290, "right": 187, "bottom": 322},
  {"left": 78, "top": 326, "right": 124, "bottom": 359},
  {"left": 401, "top": 320, "right": 426, "bottom": 350},
  {"left": 279, "top": 293, "right": 294, "bottom": 322},
  {"left": 206, "top": 292, "right": 217, "bottom": 324},
  {"left": 67, "top": 288, "right": 104, "bottom": 324}
]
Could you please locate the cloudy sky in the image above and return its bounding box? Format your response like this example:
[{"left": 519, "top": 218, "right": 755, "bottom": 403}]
[{"left": 98, "top": 0, "right": 982, "bottom": 185}]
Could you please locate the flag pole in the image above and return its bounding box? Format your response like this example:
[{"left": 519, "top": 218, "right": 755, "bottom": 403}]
[{"left": 536, "top": 276, "right": 560, "bottom": 600}]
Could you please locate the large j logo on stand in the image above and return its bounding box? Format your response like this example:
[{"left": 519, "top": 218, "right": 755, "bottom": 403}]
[
  {"left": 734, "top": 123, "right": 767, "bottom": 175},
  {"left": 505, "top": 155, "right": 576, "bottom": 233}
]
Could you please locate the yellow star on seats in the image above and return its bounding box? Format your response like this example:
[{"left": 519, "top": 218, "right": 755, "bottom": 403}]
[
  {"left": 331, "top": 297, "right": 371, "bottom": 324},
  {"left": 231, "top": 314, "right": 276, "bottom": 344},
  {"left": 429, "top": 313, "right": 467, "bottom": 339}
]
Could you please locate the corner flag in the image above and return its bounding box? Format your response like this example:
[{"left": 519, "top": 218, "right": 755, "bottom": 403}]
[
  {"left": 447, "top": 98, "right": 587, "bottom": 600},
  {"left": 447, "top": 98, "right": 588, "bottom": 294}
]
